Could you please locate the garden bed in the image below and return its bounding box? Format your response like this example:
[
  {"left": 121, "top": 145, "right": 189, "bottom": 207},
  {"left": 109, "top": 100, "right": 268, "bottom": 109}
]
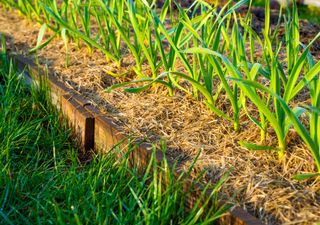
[
  {"left": 1, "top": 3, "right": 320, "bottom": 225},
  {"left": 7, "top": 50, "right": 263, "bottom": 225},
  {"left": 1, "top": 48, "right": 241, "bottom": 224}
]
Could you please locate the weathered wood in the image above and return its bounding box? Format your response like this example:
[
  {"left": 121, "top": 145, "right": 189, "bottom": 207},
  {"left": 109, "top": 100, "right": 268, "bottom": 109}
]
[
  {"left": 48, "top": 76, "right": 71, "bottom": 107},
  {"left": 9, "top": 53, "right": 72, "bottom": 108},
  {"left": 61, "top": 94, "right": 94, "bottom": 151}
]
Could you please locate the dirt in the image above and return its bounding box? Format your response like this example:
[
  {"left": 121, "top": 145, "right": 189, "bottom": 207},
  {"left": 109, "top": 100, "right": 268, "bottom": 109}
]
[{"left": 0, "top": 4, "right": 320, "bottom": 225}]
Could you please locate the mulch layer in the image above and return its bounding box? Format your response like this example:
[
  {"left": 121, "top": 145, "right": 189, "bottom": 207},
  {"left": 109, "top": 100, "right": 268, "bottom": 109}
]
[{"left": 0, "top": 4, "right": 319, "bottom": 224}]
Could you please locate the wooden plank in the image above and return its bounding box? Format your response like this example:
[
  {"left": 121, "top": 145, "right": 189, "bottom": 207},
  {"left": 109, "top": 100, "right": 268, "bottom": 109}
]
[
  {"left": 218, "top": 207, "right": 262, "bottom": 225},
  {"left": 61, "top": 94, "right": 94, "bottom": 151},
  {"left": 84, "top": 105, "right": 125, "bottom": 152},
  {"left": 48, "top": 76, "right": 71, "bottom": 107},
  {"left": 9, "top": 53, "right": 72, "bottom": 107}
]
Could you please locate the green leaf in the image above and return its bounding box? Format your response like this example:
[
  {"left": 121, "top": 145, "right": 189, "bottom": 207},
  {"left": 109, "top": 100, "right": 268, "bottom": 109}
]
[
  {"left": 284, "top": 106, "right": 306, "bottom": 134},
  {"left": 238, "top": 141, "right": 275, "bottom": 151},
  {"left": 29, "top": 24, "right": 56, "bottom": 53},
  {"left": 248, "top": 63, "right": 261, "bottom": 81},
  {"left": 61, "top": 28, "right": 68, "bottom": 67},
  {"left": 292, "top": 173, "right": 320, "bottom": 181},
  {"left": 303, "top": 105, "right": 320, "bottom": 115},
  {"left": 40, "top": 2, "right": 118, "bottom": 62},
  {"left": 36, "top": 23, "right": 47, "bottom": 47},
  {"left": 291, "top": 60, "right": 320, "bottom": 100},
  {"left": 105, "top": 78, "right": 153, "bottom": 93},
  {"left": 232, "top": 78, "right": 320, "bottom": 169}
]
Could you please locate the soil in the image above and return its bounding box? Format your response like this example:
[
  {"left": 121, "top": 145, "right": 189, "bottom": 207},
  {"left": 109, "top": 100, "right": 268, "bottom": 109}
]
[{"left": 0, "top": 4, "right": 320, "bottom": 225}]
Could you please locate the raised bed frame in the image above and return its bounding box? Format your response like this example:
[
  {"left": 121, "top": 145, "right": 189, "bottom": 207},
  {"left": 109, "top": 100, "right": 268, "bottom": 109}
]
[{"left": 9, "top": 52, "right": 264, "bottom": 225}]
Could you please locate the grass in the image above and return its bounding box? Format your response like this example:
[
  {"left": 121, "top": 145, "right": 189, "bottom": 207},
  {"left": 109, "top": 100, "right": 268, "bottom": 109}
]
[
  {"left": 1, "top": 0, "right": 319, "bottom": 179},
  {"left": 0, "top": 35, "right": 230, "bottom": 224}
]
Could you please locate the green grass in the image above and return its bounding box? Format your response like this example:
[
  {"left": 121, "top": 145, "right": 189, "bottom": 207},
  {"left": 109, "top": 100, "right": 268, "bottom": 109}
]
[{"left": 0, "top": 35, "right": 229, "bottom": 224}]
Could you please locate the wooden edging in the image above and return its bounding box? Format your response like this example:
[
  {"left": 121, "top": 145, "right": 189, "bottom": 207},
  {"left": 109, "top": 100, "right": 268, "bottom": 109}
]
[{"left": 9, "top": 52, "right": 264, "bottom": 225}]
